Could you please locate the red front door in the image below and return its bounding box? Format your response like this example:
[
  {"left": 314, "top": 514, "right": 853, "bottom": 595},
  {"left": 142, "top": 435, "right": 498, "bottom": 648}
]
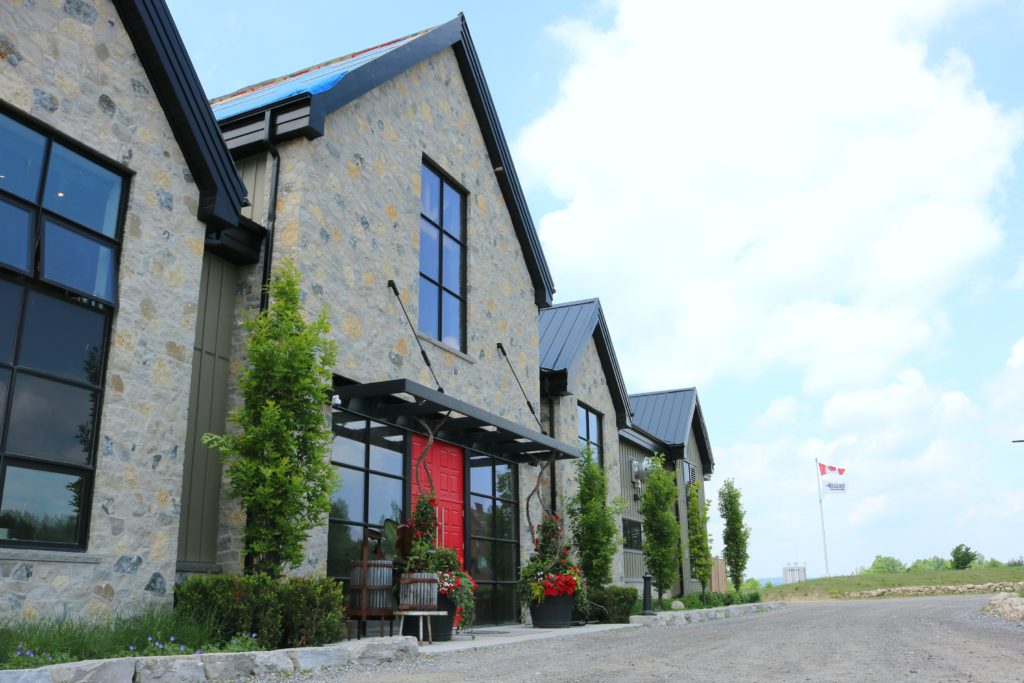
[{"left": 410, "top": 434, "right": 465, "bottom": 562}]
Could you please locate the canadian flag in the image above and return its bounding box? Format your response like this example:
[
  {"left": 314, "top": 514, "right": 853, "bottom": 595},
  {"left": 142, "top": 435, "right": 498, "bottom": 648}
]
[{"left": 819, "top": 462, "right": 846, "bottom": 476}]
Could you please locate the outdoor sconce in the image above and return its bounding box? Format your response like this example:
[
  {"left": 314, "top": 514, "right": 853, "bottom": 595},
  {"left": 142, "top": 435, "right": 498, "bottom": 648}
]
[{"left": 631, "top": 457, "right": 652, "bottom": 501}]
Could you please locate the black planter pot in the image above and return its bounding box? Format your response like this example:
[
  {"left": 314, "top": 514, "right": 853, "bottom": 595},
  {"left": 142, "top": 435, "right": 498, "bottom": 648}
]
[
  {"left": 402, "top": 595, "right": 456, "bottom": 641},
  {"left": 529, "top": 592, "right": 575, "bottom": 628}
]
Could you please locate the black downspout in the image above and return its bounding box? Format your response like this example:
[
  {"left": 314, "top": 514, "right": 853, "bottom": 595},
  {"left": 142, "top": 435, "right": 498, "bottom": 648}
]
[
  {"left": 548, "top": 400, "right": 557, "bottom": 513},
  {"left": 259, "top": 110, "right": 281, "bottom": 312}
]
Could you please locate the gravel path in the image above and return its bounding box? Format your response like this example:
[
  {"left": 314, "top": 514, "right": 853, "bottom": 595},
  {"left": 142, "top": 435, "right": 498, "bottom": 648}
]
[{"left": 257, "top": 595, "right": 1024, "bottom": 682}]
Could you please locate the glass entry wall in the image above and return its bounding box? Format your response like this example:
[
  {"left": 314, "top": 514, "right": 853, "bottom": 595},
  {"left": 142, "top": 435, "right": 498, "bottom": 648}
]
[
  {"left": 327, "top": 412, "right": 406, "bottom": 580},
  {"left": 468, "top": 453, "right": 519, "bottom": 624}
]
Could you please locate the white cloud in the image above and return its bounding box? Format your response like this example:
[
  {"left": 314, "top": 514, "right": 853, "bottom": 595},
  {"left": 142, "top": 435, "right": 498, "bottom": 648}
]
[
  {"left": 752, "top": 396, "right": 800, "bottom": 429},
  {"left": 519, "top": 0, "right": 1022, "bottom": 393},
  {"left": 821, "top": 368, "right": 975, "bottom": 429}
]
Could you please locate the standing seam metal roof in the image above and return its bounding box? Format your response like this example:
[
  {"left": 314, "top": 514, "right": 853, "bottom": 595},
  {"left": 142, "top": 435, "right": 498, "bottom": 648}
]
[{"left": 629, "top": 389, "right": 696, "bottom": 446}]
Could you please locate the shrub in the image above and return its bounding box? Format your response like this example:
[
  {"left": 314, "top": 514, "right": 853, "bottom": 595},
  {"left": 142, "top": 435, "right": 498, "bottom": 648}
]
[
  {"left": 951, "top": 544, "right": 977, "bottom": 570},
  {"left": 587, "top": 586, "right": 638, "bottom": 623},
  {"left": 909, "top": 556, "right": 950, "bottom": 571},
  {"left": 866, "top": 555, "right": 906, "bottom": 573},
  {"left": 174, "top": 574, "right": 345, "bottom": 649},
  {"left": 743, "top": 590, "right": 761, "bottom": 604},
  {"left": 740, "top": 577, "right": 761, "bottom": 593},
  {"left": 568, "top": 446, "right": 618, "bottom": 591},
  {"left": 1007, "top": 556, "right": 1024, "bottom": 567}
]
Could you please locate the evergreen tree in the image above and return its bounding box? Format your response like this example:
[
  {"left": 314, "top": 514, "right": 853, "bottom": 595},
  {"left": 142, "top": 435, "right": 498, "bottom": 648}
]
[
  {"left": 687, "top": 480, "right": 713, "bottom": 602},
  {"left": 717, "top": 479, "right": 751, "bottom": 593},
  {"left": 204, "top": 259, "right": 337, "bottom": 577},
  {"left": 639, "top": 455, "right": 681, "bottom": 604},
  {"left": 568, "top": 446, "right": 617, "bottom": 590}
]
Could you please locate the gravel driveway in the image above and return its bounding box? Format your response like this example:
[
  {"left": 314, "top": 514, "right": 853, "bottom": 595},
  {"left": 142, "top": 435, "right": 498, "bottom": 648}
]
[{"left": 259, "top": 595, "right": 1024, "bottom": 682}]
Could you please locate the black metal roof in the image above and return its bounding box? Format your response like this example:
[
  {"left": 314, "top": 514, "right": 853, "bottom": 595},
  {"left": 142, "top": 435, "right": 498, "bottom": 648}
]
[
  {"left": 538, "top": 299, "right": 632, "bottom": 429},
  {"left": 112, "top": 0, "right": 250, "bottom": 250},
  {"left": 211, "top": 14, "right": 556, "bottom": 306},
  {"left": 333, "top": 378, "right": 577, "bottom": 463},
  {"left": 629, "top": 388, "right": 714, "bottom": 474}
]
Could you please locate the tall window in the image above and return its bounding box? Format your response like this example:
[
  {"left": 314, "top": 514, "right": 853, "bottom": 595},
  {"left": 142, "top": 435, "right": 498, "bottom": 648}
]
[
  {"left": 622, "top": 519, "right": 642, "bottom": 551},
  {"left": 577, "top": 403, "right": 602, "bottom": 467},
  {"left": 0, "top": 109, "right": 124, "bottom": 550},
  {"left": 326, "top": 413, "right": 405, "bottom": 580},
  {"left": 469, "top": 454, "right": 518, "bottom": 625},
  {"left": 418, "top": 162, "right": 465, "bottom": 351}
]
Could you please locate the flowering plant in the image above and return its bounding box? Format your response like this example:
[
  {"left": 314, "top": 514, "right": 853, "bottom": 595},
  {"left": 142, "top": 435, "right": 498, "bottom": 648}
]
[
  {"left": 401, "top": 491, "right": 439, "bottom": 573},
  {"left": 519, "top": 515, "right": 585, "bottom": 605},
  {"left": 434, "top": 547, "right": 477, "bottom": 629}
]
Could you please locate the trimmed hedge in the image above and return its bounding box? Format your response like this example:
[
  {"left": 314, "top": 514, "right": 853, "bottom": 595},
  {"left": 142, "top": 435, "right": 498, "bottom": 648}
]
[
  {"left": 593, "top": 586, "right": 639, "bottom": 623},
  {"left": 175, "top": 575, "right": 346, "bottom": 649},
  {"left": 680, "top": 590, "right": 761, "bottom": 610}
]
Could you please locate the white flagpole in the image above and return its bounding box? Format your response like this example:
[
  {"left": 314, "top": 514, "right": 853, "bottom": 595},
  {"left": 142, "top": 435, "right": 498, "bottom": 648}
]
[{"left": 815, "top": 458, "right": 831, "bottom": 577}]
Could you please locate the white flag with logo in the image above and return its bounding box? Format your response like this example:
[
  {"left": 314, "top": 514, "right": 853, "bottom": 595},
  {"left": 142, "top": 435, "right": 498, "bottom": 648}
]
[{"left": 822, "top": 480, "right": 847, "bottom": 494}]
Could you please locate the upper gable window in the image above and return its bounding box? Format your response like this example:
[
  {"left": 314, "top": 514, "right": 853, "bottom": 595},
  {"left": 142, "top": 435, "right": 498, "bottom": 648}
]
[
  {"left": 578, "top": 403, "right": 603, "bottom": 468},
  {"left": 0, "top": 108, "right": 125, "bottom": 550},
  {"left": 418, "top": 162, "right": 466, "bottom": 351}
]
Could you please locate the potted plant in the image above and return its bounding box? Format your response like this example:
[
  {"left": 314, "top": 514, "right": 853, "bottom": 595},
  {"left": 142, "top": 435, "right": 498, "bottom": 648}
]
[
  {"left": 397, "top": 492, "right": 439, "bottom": 610},
  {"left": 431, "top": 547, "right": 477, "bottom": 640},
  {"left": 519, "top": 515, "right": 584, "bottom": 628}
]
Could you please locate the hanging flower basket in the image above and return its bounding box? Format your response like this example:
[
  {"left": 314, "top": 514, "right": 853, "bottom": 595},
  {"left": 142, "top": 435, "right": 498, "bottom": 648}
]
[{"left": 399, "top": 571, "right": 439, "bottom": 610}]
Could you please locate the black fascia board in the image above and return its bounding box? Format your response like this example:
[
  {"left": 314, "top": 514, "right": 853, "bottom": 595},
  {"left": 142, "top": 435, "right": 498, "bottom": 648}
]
[
  {"left": 113, "top": 0, "right": 248, "bottom": 232},
  {"left": 619, "top": 426, "right": 667, "bottom": 454},
  {"left": 691, "top": 395, "right": 715, "bottom": 475}
]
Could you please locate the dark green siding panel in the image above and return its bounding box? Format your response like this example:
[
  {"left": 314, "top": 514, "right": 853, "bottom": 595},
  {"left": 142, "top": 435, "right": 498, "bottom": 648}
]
[{"left": 177, "top": 254, "right": 236, "bottom": 566}]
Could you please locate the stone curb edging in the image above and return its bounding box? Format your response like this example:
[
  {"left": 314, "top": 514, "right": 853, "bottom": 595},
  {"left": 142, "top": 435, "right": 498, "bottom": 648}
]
[
  {"left": 628, "top": 600, "right": 786, "bottom": 627},
  {"left": 984, "top": 592, "right": 1024, "bottom": 621},
  {"left": 0, "top": 636, "right": 418, "bottom": 683},
  {"left": 846, "top": 582, "right": 1024, "bottom": 599}
]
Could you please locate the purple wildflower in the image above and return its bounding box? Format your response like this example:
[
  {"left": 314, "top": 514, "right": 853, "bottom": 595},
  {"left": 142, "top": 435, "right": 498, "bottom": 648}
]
[{"left": 129, "top": 645, "right": 135, "bottom": 652}]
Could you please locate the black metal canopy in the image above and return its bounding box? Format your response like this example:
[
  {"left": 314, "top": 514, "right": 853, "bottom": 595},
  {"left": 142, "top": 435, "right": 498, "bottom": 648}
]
[{"left": 332, "top": 379, "right": 577, "bottom": 463}]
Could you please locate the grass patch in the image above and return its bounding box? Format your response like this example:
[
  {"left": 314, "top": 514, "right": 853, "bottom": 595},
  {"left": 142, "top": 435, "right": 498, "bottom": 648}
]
[
  {"left": 0, "top": 606, "right": 261, "bottom": 670},
  {"left": 763, "top": 566, "right": 1024, "bottom": 601}
]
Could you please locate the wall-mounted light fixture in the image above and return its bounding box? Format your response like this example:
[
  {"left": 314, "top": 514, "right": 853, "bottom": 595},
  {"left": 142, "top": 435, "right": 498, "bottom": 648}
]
[{"left": 631, "top": 457, "right": 653, "bottom": 501}]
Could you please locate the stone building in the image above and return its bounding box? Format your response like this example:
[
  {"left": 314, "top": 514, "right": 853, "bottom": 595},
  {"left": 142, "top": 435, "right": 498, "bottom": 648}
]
[
  {"left": 191, "top": 15, "right": 576, "bottom": 626},
  {"left": 1, "top": 1, "right": 720, "bottom": 624},
  {"left": 0, "top": 0, "right": 254, "bottom": 619}
]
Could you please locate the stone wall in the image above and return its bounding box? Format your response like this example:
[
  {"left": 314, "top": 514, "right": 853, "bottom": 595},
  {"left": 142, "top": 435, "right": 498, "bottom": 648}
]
[
  {"left": 0, "top": 0, "right": 208, "bottom": 618},
  {"left": 220, "top": 48, "right": 542, "bottom": 574}
]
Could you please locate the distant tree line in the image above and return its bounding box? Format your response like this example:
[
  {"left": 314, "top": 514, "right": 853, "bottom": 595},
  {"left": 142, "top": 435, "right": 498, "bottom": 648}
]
[{"left": 858, "top": 545, "right": 1024, "bottom": 574}]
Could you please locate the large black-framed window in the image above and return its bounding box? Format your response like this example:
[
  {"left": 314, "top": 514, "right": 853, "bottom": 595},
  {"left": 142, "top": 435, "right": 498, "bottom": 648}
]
[
  {"left": 577, "top": 403, "right": 603, "bottom": 467},
  {"left": 0, "top": 108, "right": 125, "bottom": 550},
  {"left": 326, "top": 412, "right": 406, "bottom": 581},
  {"left": 469, "top": 453, "right": 518, "bottom": 625},
  {"left": 418, "top": 161, "right": 466, "bottom": 351}
]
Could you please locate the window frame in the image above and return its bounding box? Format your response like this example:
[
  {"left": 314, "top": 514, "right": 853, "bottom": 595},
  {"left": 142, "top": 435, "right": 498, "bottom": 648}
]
[
  {"left": 577, "top": 403, "right": 603, "bottom": 468},
  {"left": 0, "top": 104, "right": 128, "bottom": 551},
  {"left": 417, "top": 158, "right": 467, "bottom": 352},
  {"left": 622, "top": 518, "right": 643, "bottom": 551},
  {"left": 326, "top": 412, "right": 407, "bottom": 581},
  {"left": 468, "top": 452, "right": 520, "bottom": 625}
]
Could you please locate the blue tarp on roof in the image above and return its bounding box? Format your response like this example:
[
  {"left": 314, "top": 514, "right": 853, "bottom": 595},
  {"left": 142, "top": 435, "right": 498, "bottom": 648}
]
[{"left": 210, "top": 31, "right": 426, "bottom": 121}]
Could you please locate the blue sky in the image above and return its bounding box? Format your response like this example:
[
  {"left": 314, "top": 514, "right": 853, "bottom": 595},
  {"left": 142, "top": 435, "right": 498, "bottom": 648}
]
[{"left": 168, "top": 0, "right": 1024, "bottom": 579}]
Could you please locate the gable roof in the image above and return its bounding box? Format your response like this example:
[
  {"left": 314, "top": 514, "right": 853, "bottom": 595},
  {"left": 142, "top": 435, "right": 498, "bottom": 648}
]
[
  {"left": 209, "top": 14, "right": 556, "bottom": 307},
  {"left": 112, "top": 0, "right": 248, "bottom": 235},
  {"left": 539, "top": 299, "right": 632, "bottom": 429},
  {"left": 629, "top": 388, "right": 714, "bottom": 475}
]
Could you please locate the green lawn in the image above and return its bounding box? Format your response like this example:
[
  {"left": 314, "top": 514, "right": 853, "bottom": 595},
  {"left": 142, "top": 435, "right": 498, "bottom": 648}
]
[{"left": 763, "top": 566, "right": 1024, "bottom": 601}]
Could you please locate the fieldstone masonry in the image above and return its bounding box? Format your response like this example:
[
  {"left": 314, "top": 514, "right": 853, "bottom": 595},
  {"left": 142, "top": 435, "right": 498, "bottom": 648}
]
[
  {"left": 216, "top": 48, "right": 545, "bottom": 574},
  {"left": 0, "top": 0, "right": 209, "bottom": 619}
]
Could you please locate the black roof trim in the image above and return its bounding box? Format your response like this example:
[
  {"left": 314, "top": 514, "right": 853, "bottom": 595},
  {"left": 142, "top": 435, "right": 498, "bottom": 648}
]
[
  {"left": 214, "top": 15, "right": 555, "bottom": 306},
  {"left": 113, "top": 0, "right": 248, "bottom": 233},
  {"left": 539, "top": 298, "right": 633, "bottom": 429}
]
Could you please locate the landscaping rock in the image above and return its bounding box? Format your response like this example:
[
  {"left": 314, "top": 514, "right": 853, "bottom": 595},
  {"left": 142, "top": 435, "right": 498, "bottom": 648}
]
[
  {"left": 284, "top": 645, "right": 350, "bottom": 671},
  {"left": 630, "top": 601, "right": 786, "bottom": 627},
  {"left": 0, "top": 668, "right": 55, "bottom": 683},
  {"left": 135, "top": 655, "right": 205, "bottom": 682},
  {"left": 984, "top": 592, "right": 1024, "bottom": 621},
  {"left": 670, "top": 600, "right": 684, "bottom": 610},
  {"left": 846, "top": 582, "right": 1024, "bottom": 599},
  {"left": 346, "top": 636, "right": 418, "bottom": 664},
  {"left": 48, "top": 658, "right": 135, "bottom": 683},
  {"left": 201, "top": 652, "right": 258, "bottom": 681},
  {"left": 250, "top": 651, "right": 294, "bottom": 676}
]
